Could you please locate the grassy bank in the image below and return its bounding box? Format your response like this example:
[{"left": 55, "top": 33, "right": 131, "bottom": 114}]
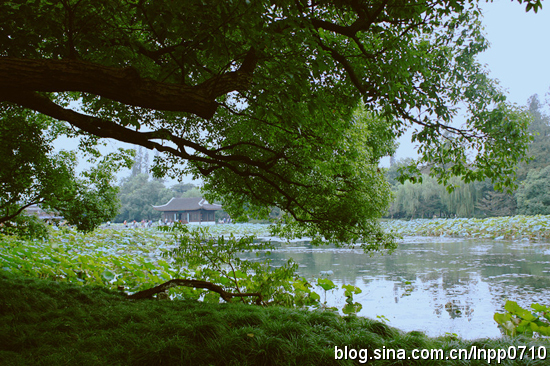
[{"left": 1, "top": 274, "right": 548, "bottom": 366}]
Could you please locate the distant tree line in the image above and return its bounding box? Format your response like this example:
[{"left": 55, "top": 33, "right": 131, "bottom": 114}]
[
  {"left": 114, "top": 147, "right": 203, "bottom": 223},
  {"left": 386, "top": 94, "right": 550, "bottom": 219}
]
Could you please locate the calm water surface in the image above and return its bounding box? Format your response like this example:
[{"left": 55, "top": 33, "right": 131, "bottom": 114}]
[{"left": 245, "top": 237, "right": 550, "bottom": 340}]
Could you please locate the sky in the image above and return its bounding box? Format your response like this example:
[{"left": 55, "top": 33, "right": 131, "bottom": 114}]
[
  {"left": 478, "top": 0, "right": 550, "bottom": 106},
  {"left": 54, "top": 1, "right": 550, "bottom": 179},
  {"left": 388, "top": 0, "right": 550, "bottom": 163}
]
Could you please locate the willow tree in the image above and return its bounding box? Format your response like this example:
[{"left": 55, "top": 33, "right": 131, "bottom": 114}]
[{"left": 0, "top": 0, "right": 538, "bottom": 249}]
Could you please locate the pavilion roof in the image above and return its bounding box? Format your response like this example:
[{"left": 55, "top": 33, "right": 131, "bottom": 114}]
[
  {"left": 152, "top": 197, "right": 222, "bottom": 212},
  {"left": 24, "top": 204, "right": 64, "bottom": 220}
]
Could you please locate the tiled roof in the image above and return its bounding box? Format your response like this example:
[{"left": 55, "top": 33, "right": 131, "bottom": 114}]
[
  {"left": 152, "top": 197, "right": 222, "bottom": 211},
  {"left": 24, "top": 204, "right": 64, "bottom": 219}
]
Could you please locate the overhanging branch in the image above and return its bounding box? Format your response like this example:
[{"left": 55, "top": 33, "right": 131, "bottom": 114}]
[
  {"left": 0, "top": 55, "right": 256, "bottom": 119},
  {"left": 0, "top": 91, "right": 319, "bottom": 219}
]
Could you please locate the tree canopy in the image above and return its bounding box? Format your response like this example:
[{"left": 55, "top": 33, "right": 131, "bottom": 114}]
[
  {"left": 115, "top": 173, "right": 174, "bottom": 222},
  {"left": 516, "top": 165, "right": 550, "bottom": 215},
  {"left": 0, "top": 0, "right": 540, "bottom": 248},
  {"left": 0, "top": 105, "right": 75, "bottom": 237},
  {"left": 0, "top": 104, "right": 133, "bottom": 235}
]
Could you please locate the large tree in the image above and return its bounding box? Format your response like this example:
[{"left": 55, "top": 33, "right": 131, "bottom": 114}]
[
  {"left": 0, "top": 105, "right": 75, "bottom": 225},
  {"left": 516, "top": 165, "right": 550, "bottom": 216},
  {"left": 0, "top": 0, "right": 539, "bottom": 248},
  {"left": 0, "top": 104, "right": 133, "bottom": 234},
  {"left": 515, "top": 94, "right": 550, "bottom": 180}
]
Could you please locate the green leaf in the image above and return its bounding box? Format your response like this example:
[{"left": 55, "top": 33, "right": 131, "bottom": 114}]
[
  {"left": 342, "top": 284, "right": 362, "bottom": 297},
  {"left": 342, "top": 302, "right": 362, "bottom": 315},
  {"left": 316, "top": 278, "right": 337, "bottom": 292},
  {"left": 102, "top": 270, "right": 115, "bottom": 281}
]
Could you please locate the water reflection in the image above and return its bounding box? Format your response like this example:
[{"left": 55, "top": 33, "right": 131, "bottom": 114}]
[{"left": 244, "top": 237, "right": 550, "bottom": 339}]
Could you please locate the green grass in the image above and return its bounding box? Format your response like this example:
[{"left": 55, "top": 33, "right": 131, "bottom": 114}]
[{"left": 1, "top": 274, "right": 548, "bottom": 365}]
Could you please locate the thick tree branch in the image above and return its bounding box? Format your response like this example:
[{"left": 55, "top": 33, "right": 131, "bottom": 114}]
[
  {"left": 309, "top": 0, "right": 388, "bottom": 37},
  {"left": 0, "top": 91, "right": 318, "bottom": 219},
  {"left": 0, "top": 91, "right": 281, "bottom": 174},
  {"left": 0, "top": 56, "right": 256, "bottom": 119},
  {"left": 1, "top": 90, "right": 193, "bottom": 155},
  {"left": 316, "top": 41, "right": 369, "bottom": 95}
]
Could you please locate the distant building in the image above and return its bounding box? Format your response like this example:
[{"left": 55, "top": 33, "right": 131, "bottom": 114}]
[
  {"left": 24, "top": 204, "right": 63, "bottom": 221},
  {"left": 152, "top": 197, "right": 222, "bottom": 225}
]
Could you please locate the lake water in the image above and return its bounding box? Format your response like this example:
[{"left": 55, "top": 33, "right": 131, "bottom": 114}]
[{"left": 244, "top": 237, "right": 550, "bottom": 340}]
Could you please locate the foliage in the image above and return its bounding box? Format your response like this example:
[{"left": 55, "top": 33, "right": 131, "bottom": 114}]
[
  {"left": 0, "top": 223, "right": 367, "bottom": 314},
  {"left": 0, "top": 104, "right": 133, "bottom": 236},
  {"left": 0, "top": 0, "right": 538, "bottom": 248},
  {"left": 0, "top": 227, "right": 180, "bottom": 295},
  {"left": 207, "top": 223, "right": 272, "bottom": 237},
  {"left": 115, "top": 173, "right": 174, "bottom": 222},
  {"left": 342, "top": 284, "right": 363, "bottom": 316},
  {"left": 516, "top": 166, "right": 550, "bottom": 215},
  {"left": 53, "top": 154, "right": 132, "bottom": 232},
  {"left": 0, "top": 224, "right": 310, "bottom": 308},
  {"left": 170, "top": 182, "right": 197, "bottom": 197},
  {"left": 388, "top": 171, "right": 488, "bottom": 219},
  {"left": 392, "top": 177, "right": 443, "bottom": 219},
  {"left": 382, "top": 215, "right": 550, "bottom": 240},
  {"left": 0, "top": 214, "right": 49, "bottom": 240},
  {"left": 494, "top": 301, "right": 550, "bottom": 337},
  {"left": 209, "top": 107, "right": 397, "bottom": 250},
  {"left": 385, "top": 158, "right": 416, "bottom": 187},
  {"left": 179, "top": 187, "right": 203, "bottom": 198},
  {"left": 0, "top": 104, "right": 74, "bottom": 225},
  {"left": 386, "top": 91, "right": 550, "bottom": 220},
  {"left": 162, "top": 223, "right": 320, "bottom": 307},
  {"left": 476, "top": 190, "right": 517, "bottom": 217},
  {"left": 516, "top": 94, "right": 550, "bottom": 180},
  {"left": 439, "top": 177, "right": 481, "bottom": 217}
]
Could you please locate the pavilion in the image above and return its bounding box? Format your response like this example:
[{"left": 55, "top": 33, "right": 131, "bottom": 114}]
[{"left": 152, "top": 197, "right": 222, "bottom": 224}]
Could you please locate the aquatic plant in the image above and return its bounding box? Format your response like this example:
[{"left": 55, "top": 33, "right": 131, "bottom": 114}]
[
  {"left": 0, "top": 225, "right": 330, "bottom": 309},
  {"left": 382, "top": 215, "right": 550, "bottom": 240},
  {"left": 494, "top": 301, "right": 550, "bottom": 338}
]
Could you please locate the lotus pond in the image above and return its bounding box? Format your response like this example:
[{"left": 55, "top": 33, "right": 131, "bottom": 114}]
[
  {"left": 1, "top": 217, "right": 550, "bottom": 340},
  {"left": 249, "top": 236, "right": 550, "bottom": 339}
]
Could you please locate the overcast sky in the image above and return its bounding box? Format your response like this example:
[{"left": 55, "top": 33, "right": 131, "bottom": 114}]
[
  {"left": 478, "top": 0, "right": 550, "bottom": 106},
  {"left": 389, "top": 0, "right": 550, "bottom": 163}
]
